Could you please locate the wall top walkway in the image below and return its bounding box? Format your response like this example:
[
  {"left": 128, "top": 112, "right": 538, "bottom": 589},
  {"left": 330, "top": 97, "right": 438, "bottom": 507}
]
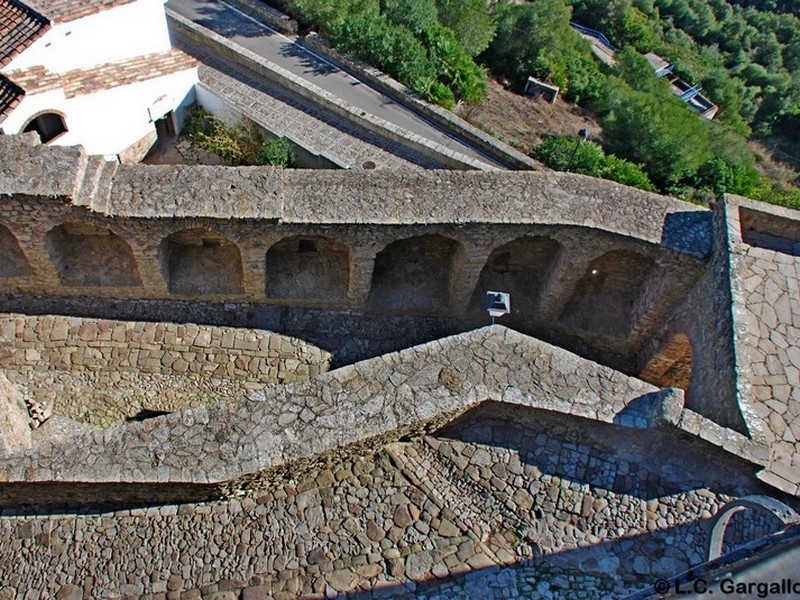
[{"left": 0, "top": 135, "right": 712, "bottom": 257}]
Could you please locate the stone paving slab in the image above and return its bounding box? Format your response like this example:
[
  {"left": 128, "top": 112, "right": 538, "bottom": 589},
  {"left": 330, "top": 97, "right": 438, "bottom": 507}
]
[{"left": 723, "top": 197, "right": 800, "bottom": 492}]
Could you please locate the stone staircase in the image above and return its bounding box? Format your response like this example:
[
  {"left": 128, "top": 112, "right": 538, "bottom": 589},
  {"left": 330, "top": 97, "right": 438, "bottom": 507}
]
[
  {"left": 386, "top": 438, "right": 525, "bottom": 565},
  {"left": 73, "top": 154, "right": 117, "bottom": 213}
]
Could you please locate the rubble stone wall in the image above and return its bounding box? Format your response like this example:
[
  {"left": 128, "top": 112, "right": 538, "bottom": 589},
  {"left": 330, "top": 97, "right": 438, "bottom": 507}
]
[
  {"left": 0, "top": 314, "right": 331, "bottom": 383},
  {"left": 0, "top": 313, "right": 331, "bottom": 427},
  {"left": 0, "top": 374, "right": 30, "bottom": 457},
  {"left": 0, "top": 133, "right": 712, "bottom": 368}
]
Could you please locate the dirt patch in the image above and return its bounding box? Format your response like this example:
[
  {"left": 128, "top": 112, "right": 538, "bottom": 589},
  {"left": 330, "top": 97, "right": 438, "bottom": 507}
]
[
  {"left": 142, "top": 133, "right": 226, "bottom": 166},
  {"left": 457, "top": 79, "right": 603, "bottom": 155}
]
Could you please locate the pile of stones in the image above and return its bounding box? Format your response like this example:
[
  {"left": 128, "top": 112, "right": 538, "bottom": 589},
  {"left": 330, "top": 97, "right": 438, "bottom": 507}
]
[{"left": 24, "top": 397, "right": 50, "bottom": 429}]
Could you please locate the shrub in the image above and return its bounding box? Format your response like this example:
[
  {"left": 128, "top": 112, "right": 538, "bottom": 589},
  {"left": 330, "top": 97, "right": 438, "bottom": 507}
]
[
  {"left": 256, "top": 137, "right": 296, "bottom": 168},
  {"left": 184, "top": 107, "right": 295, "bottom": 167},
  {"left": 534, "top": 135, "right": 656, "bottom": 192}
]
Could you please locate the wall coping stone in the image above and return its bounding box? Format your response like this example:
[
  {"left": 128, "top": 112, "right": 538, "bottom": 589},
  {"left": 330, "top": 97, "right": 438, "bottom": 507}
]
[{"left": 0, "top": 134, "right": 713, "bottom": 257}]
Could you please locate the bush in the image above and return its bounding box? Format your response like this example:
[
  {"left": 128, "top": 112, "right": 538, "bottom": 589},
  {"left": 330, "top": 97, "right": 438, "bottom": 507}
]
[
  {"left": 535, "top": 136, "right": 605, "bottom": 173},
  {"left": 534, "top": 135, "right": 656, "bottom": 191},
  {"left": 289, "top": 0, "right": 487, "bottom": 109},
  {"left": 256, "top": 137, "right": 296, "bottom": 167}
]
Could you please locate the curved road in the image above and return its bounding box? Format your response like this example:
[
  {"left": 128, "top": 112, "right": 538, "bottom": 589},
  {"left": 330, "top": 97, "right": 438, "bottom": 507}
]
[{"left": 167, "top": 0, "right": 504, "bottom": 168}]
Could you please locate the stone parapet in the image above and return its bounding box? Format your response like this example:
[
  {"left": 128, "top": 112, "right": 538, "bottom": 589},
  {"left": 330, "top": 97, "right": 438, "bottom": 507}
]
[{"left": 0, "top": 133, "right": 710, "bottom": 248}]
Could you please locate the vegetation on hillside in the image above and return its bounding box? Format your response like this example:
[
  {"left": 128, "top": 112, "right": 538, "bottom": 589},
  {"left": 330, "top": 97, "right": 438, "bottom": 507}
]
[
  {"left": 281, "top": 0, "right": 799, "bottom": 207},
  {"left": 472, "top": 1, "right": 798, "bottom": 204},
  {"left": 288, "top": 0, "right": 492, "bottom": 108}
]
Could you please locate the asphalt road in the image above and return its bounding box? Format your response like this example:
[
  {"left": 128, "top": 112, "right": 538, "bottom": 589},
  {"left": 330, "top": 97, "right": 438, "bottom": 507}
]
[{"left": 167, "top": 0, "right": 503, "bottom": 168}]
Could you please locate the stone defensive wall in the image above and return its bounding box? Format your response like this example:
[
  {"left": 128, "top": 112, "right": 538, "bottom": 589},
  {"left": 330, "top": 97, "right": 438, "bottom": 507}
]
[
  {"left": 0, "top": 314, "right": 330, "bottom": 381},
  {"left": 2, "top": 135, "right": 799, "bottom": 494},
  {"left": 0, "top": 135, "right": 709, "bottom": 368},
  {"left": 0, "top": 326, "right": 770, "bottom": 506},
  {"left": 722, "top": 196, "right": 800, "bottom": 488}
]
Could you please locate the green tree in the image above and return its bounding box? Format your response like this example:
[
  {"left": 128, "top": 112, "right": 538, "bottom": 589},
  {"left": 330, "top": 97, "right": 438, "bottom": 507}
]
[
  {"left": 600, "top": 77, "right": 712, "bottom": 187},
  {"left": 383, "top": 0, "right": 438, "bottom": 33},
  {"left": 482, "top": 0, "right": 604, "bottom": 104},
  {"left": 434, "top": 0, "right": 496, "bottom": 56}
]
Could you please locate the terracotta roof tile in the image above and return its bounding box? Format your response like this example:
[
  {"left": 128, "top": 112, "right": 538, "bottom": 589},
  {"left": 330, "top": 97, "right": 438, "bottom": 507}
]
[
  {"left": 0, "top": 73, "right": 25, "bottom": 123},
  {"left": 23, "top": 0, "right": 138, "bottom": 23},
  {"left": 4, "top": 49, "right": 198, "bottom": 98},
  {"left": 0, "top": 0, "right": 50, "bottom": 67}
]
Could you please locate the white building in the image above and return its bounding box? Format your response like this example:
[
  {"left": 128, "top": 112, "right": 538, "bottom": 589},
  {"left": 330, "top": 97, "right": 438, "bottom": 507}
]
[{"left": 0, "top": 0, "right": 198, "bottom": 161}]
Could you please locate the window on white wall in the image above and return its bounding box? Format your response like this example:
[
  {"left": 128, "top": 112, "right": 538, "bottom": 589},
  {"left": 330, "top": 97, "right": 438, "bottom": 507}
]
[{"left": 23, "top": 112, "right": 68, "bottom": 143}]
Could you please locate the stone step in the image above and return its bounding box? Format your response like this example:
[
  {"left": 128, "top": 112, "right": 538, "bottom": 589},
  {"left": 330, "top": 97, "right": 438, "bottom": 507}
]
[
  {"left": 73, "top": 154, "right": 105, "bottom": 206},
  {"left": 386, "top": 440, "right": 498, "bottom": 543},
  {"left": 91, "top": 159, "right": 118, "bottom": 214}
]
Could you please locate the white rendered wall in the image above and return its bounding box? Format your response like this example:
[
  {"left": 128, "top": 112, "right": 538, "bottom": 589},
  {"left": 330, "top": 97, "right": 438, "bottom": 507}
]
[
  {"left": 4, "top": 0, "right": 171, "bottom": 73},
  {"left": 2, "top": 69, "right": 197, "bottom": 158}
]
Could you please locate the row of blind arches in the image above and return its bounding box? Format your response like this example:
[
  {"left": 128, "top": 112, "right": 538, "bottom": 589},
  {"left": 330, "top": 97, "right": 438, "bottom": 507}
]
[{"left": 1, "top": 223, "right": 656, "bottom": 334}]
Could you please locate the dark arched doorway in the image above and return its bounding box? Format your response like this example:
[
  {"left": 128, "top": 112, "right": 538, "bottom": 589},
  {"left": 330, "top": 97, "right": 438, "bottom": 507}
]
[
  {"left": 160, "top": 229, "right": 243, "bottom": 296},
  {"left": 469, "top": 236, "right": 562, "bottom": 316},
  {"left": 0, "top": 224, "right": 32, "bottom": 278},
  {"left": 23, "top": 112, "right": 67, "bottom": 143},
  {"left": 46, "top": 223, "right": 141, "bottom": 287},
  {"left": 559, "top": 249, "right": 654, "bottom": 337}
]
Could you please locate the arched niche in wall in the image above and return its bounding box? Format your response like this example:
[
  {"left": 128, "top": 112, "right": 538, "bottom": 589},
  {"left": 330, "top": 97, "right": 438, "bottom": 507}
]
[
  {"left": 559, "top": 249, "right": 654, "bottom": 337},
  {"left": 468, "top": 236, "right": 562, "bottom": 315},
  {"left": 368, "top": 234, "right": 462, "bottom": 312},
  {"left": 0, "top": 224, "right": 33, "bottom": 278},
  {"left": 639, "top": 332, "right": 693, "bottom": 391},
  {"left": 265, "top": 235, "right": 351, "bottom": 302},
  {"left": 22, "top": 111, "right": 68, "bottom": 144},
  {"left": 160, "top": 229, "right": 243, "bottom": 296},
  {"left": 45, "top": 223, "right": 141, "bottom": 287}
]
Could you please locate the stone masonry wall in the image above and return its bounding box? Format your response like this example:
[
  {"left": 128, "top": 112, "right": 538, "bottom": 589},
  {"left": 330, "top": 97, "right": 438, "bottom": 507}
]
[
  {"left": 0, "top": 325, "right": 770, "bottom": 507},
  {"left": 0, "top": 326, "right": 666, "bottom": 498},
  {"left": 637, "top": 202, "right": 745, "bottom": 435},
  {"left": 0, "top": 314, "right": 331, "bottom": 427}
]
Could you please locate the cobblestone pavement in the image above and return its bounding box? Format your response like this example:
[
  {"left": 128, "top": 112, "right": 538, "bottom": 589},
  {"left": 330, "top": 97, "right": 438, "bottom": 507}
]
[
  {"left": 1, "top": 405, "right": 781, "bottom": 598},
  {"left": 738, "top": 233, "right": 800, "bottom": 471}
]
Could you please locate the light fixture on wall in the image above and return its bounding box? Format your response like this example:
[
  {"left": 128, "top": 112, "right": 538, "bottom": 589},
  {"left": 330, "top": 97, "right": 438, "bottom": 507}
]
[
  {"left": 565, "top": 128, "right": 590, "bottom": 173},
  {"left": 486, "top": 291, "right": 511, "bottom": 325}
]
